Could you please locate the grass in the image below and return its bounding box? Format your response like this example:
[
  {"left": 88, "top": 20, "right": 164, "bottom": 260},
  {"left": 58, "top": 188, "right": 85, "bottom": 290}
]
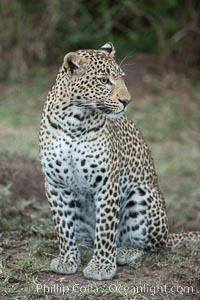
[
  {"left": 0, "top": 68, "right": 200, "bottom": 299},
  {"left": 0, "top": 73, "right": 55, "bottom": 157}
]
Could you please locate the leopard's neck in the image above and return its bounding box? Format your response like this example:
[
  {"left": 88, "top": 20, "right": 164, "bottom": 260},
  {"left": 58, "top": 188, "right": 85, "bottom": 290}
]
[{"left": 43, "top": 102, "right": 107, "bottom": 140}]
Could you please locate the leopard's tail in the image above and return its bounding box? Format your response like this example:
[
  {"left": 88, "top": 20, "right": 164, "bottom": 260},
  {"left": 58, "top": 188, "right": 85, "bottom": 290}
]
[{"left": 166, "top": 231, "right": 200, "bottom": 249}]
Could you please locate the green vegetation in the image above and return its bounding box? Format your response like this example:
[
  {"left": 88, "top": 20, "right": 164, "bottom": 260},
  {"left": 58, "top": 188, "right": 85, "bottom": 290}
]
[
  {"left": 0, "top": 0, "right": 200, "bottom": 80},
  {"left": 0, "top": 73, "right": 53, "bottom": 157}
]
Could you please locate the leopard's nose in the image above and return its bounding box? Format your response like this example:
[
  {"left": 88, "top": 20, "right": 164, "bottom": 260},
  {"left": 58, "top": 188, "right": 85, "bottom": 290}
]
[{"left": 119, "top": 98, "right": 131, "bottom": 107}]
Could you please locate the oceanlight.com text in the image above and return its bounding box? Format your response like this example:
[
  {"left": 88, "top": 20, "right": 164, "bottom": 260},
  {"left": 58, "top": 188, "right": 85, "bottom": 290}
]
[{"left": 35, "top": 281, "right": 195, "bottom": 297}]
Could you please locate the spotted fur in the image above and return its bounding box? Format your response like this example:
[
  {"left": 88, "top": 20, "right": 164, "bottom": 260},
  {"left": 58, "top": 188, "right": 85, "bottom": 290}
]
[{"left": 39, "top": 42, "right": 200, "bottom": 280}]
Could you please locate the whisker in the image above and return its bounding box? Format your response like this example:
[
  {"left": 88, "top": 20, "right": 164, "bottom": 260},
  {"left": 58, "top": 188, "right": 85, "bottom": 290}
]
[
  {"left": 119, "top": 56, "right": 129, "bottom": 68},
  {"left": 119, "top": 53, "right": 135, "bottom": 68},
  {"left": 121, "top": 63, "right": 135, "bottom": 68},
  {"left": 123, "top": 69, "right": 136, "bottom": 73}
]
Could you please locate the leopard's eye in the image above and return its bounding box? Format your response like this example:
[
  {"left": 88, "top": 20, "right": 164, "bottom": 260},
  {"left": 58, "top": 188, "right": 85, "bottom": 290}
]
[{"left": 99, "top": 77, "right": 111, "bottom": 84}]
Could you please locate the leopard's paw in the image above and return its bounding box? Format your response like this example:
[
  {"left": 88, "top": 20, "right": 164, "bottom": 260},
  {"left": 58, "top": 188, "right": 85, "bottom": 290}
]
[
  {"left": 116, "top": 247, "right": 144, "bottom": 265},
  {"left": 50, "top": 253, "right": 80, "bottom": 274},
  {"left": 83, "top": 259, "right": 116, "bottom": 280}
]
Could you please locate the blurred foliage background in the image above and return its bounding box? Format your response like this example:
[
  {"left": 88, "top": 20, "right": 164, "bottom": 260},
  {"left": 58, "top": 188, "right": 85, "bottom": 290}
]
[{"left": 0, "top": 0, "right": 200, "bottom": 81}]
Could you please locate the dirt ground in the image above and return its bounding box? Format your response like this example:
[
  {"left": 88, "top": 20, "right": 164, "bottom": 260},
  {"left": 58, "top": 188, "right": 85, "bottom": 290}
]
[{"left": 0, "top": 155, "right": 45, "bottom": 201}]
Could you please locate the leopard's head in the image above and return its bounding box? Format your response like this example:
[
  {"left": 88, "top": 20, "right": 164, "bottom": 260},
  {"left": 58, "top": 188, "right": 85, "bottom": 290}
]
[{"left": 60, "top": 42, "right": 131, "bottom": 118}]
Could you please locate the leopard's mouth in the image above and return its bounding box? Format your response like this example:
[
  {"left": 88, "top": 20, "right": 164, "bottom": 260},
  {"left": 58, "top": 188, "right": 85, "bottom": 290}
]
[
  {"left": 96, "top": 106, "right": 114, "bottom": 114},
  {"left": 96, "top": 105, "right": 125, "bottom": 118}
]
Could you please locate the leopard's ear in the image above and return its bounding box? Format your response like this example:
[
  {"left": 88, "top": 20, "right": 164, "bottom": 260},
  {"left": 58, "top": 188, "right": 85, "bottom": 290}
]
[
  {"left": 100, "top": 42, "right": 116, "bottom": 57},
  {"left": 64, "top": 52, "right": 86, "bottom": 75}
]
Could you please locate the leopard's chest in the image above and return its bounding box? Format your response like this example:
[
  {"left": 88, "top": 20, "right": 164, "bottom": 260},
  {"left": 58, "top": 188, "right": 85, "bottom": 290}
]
[{"left": 40, "top": 131, "right": 109, "bottom": 195}]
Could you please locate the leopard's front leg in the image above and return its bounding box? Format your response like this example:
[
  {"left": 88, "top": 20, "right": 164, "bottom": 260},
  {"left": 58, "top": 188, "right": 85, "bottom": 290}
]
[
  {"left": 45, "top": 181, "right": 80, "bottom": 274},
  {"left": 83, "top": 179, "right": 119, "bottom": 280}
]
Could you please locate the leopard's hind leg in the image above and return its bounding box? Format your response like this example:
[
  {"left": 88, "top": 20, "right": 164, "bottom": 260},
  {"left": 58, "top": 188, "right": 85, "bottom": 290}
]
[{"left": 116, "top": 186, "right": 169, "bottom": 265}]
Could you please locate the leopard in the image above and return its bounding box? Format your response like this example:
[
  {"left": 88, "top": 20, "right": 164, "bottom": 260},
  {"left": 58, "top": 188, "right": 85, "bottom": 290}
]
[{"left": 39, "top": 42, "right": 200, "bottom": 280}]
